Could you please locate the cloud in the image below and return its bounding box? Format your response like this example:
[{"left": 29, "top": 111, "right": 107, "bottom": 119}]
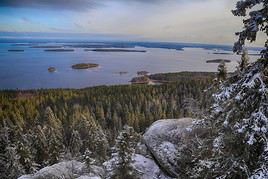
[
  {"left": 0, "top": 0, "right": 194, "bottom": 11},
  {"left": 74, "top": 22, "right": 84, "bottom": 29},
  {"left": 21, "top": 17, "right": 31, "bottom": 22},
  {"left": 0, "top": 0, "right": 102, "bottom": 11}
]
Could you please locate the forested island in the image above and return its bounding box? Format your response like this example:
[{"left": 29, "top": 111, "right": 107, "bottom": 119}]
[
  {"left": 65, "top": 44, "right": 135, "bottom": 49},
  {"left": 206, "top": 59, "right": 231, "bottom": 63},
  {"left": 31, "top": 46, "right": 63, "bottom": 48},
  {"left": 8, "top": 49, "right": 24, "bottom": 52},
  {"left": 44, "top": 49, "right": 74, "bottom": 52},
  {"left": 87, "top": 49, "right": 146, "bottom": 52},
  {"left": 71, "top": 63, "right": 99, "bottom": 69},
  {"left": 48, "top": 67, "right": 56, "bottom": 72}
]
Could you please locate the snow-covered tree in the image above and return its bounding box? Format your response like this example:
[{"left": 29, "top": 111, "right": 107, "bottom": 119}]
[
  {"left": 16, "top": 133, "right": 38, "bottom": 174},
  {"left": 232, "top": 0, "right": 268, "bottom": 59},
  {"left": 74, "top": 115, "right": 108, "bottom": 163},
  {"left": 33, "top": 125, "right": 49, "bottom": 167},
  {"left": 110, "top": 125, "right": 139, "bottom": 179},
  {"left": 42, "top": 107, "right": 64, "bottom": 165},
  {"left": 69, "top": 130, "right": 82, "bottom": 158},
  {"left": 217, "top": 61, "right": 227, "bottom": 82},
  {"left": 83, "top": 148, "right": 95, "bottom": 169},
  {"left": 0, "top": 121, "right": 24, "bottom": 178},
  {"left": 46, "top": 127, "right": 63, "bottom": 165},
  {"left": 4, "top": 145, "right": 24, "bottom": 178},
  {"left": 187, "top": 1, "right": 268, "bottom": 178}
]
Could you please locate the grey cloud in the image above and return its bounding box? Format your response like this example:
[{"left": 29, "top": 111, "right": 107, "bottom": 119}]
[
  {"left": 0, "top": 0, "right": 102, "bottom": 11},
  {"left": 74, "top": 22, "right": 84, "bottom": 29},
  {"left": 0, "top": 0, "right": 184, "bottom": 11},
  {"left": 21, "top": 17, "right": 30, "bottom": 22}
]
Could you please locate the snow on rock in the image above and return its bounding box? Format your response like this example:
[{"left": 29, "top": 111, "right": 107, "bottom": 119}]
[
  {"left": 104, "top": 153, "right": 172, "bottom": 179},
  {"left": 133, "top": 154, "right": 172, "bottom": 179},
  {"left": 143, "top": 118, "right": 193, "bottom": 177},
  {"left": 18, "top": 160, "right": 103, "bottom": 179},
  {"left": 135, "top": 142, "right": 153, "bottom": 159},
  {"left": 77, "top": 176, "right": 101, "bottom": 179}
]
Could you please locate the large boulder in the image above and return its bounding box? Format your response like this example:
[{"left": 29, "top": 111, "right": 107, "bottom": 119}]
[
  {"left": 18, "top": 160, "right": 104, "bottom": 179},
  {"left": 143, "top": 118, "right": 193, "bottom": 178},
  {"left": 132, "top": 154, "right": 172, "bottom": 179},
  {"left": 104, "top": 154, "right": 171, "bottom": 179}
]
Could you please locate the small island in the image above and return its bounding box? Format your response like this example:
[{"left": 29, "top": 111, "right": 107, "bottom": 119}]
[
  {"left": 8, "top": 49, "right": 24, "bottom": 52},
  {"left": 87, "top": 49, "right": 146, "bottom": 53},
  {"left": 71, "top": 63, "right": 99, "bottom": 69},
  {"left": 213, "top": 52, "right": 233, "bottom": 55},
  {"left": 48, "top": 67, "right": 56, "bottom": 73},
  {"left": 206, "top": 59, "right": 231, "bottom": 63},
  {"left": 32, "top": 45, "right": 63, "bottom": 48},
  {"left": 44, "top": 49, "right": 74, "bottom": 52}
]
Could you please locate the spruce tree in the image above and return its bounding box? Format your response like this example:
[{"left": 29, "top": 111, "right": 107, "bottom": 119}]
[
  {"left": 190, "top": 1, "right": 268, "bottom": 178},
  {"left": 83, "top": 148, "right": 95, "bottom": 169},
  {"left": 33, "top": 125, "right": 48, "bottom": 167},
  {"left": 0, "top": 121, "right": 24, "bottom": 178},
  {"left": 74, "top": 115, "right": 108, "bottom": 162},
  {"left": 16, "top": 133, "right": 37, "bottom": 174},
  {"left": 110, "top": 125, "right": 139, "bottom": 179},
  {"left": 69, "top": 130, "right": 82, "bottom": 158},
  {"left": 232, "top": 0, "right": 268, "bottom": 59},
  {"left": 43, "top": 107, "right": 63, "bottom": 165}
]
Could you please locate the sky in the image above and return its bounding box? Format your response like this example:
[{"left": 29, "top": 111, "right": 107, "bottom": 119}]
[{"left": 0, "top": 0, "right": 264, "bottom": 45}]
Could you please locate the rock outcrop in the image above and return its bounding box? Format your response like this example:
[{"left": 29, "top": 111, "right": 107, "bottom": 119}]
[
  {"left": 143, "top": 118, "right": 193, "bottom": 177},
  {"left": 18, "top": 160, "right": 103, "bottom": 179},
  {"left": 19, "top": 118, "right": 194, "bottom": 179}
]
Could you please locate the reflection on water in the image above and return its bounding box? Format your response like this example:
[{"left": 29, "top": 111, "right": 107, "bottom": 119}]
[{"left": 0, "top": 43, "right": 259, "bottom": 89}]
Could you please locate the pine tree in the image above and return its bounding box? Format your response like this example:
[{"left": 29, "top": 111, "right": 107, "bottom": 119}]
[{"left": 110, "top": 125, "right": 139, "bottom": 179}]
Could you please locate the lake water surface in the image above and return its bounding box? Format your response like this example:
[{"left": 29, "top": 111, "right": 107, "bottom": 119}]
[{"left": 0, "top": 42, "right": 259, "bottom": 89}]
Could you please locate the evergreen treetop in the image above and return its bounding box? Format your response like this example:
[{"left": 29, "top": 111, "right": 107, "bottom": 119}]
[{"left": 232, "top": 0, "right": 268, "bottom": 59}]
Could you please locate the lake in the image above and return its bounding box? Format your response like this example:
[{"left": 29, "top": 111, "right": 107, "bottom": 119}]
[{"left": 0, "top": 42, "right": 260, "bottom": 89}]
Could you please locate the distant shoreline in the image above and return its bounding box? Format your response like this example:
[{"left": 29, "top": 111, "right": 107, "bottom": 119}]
[
  {"left": 86, "top": 49, "right": 146, "bottom": 53},
  {"left": 44, "top": 49, "right": 74, "bottom": 52},
  {"left": 206, "top": 59, "right": 231, "bottom": 63},
  {"left": 0, "top": 71, "right": 216, "bottom": 91},
  {"left": 0, "top": 40, "right": 263, "bottom": 52},
  {"left": 8, "top": 49, "right": 24, "bottom": 52}
]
